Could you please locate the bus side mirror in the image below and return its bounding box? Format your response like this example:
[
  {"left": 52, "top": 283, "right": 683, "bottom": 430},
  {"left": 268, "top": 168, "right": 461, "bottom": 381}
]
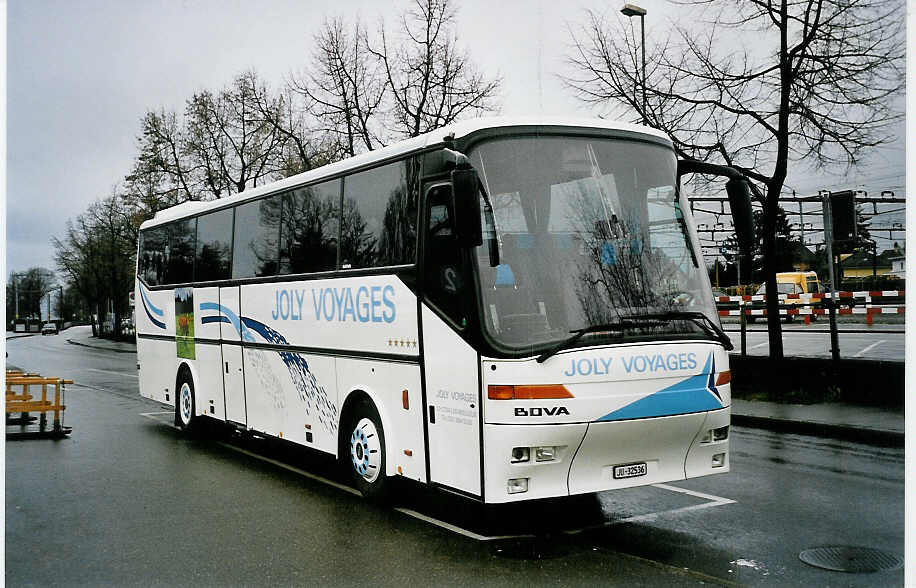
[
  {"left": 451, "top": 168, "right": 483, "bottom": 248},
  {"left": 726, "top": 178, "right": 754, "bottom": 255}
]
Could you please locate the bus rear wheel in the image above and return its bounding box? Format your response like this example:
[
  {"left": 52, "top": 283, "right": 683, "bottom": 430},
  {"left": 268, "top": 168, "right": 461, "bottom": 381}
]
[
  {"left": 346, "top": 402, "right": 389, "bottom": 500},
  {"left": 175, "top": 374, "right": 196, "bottom": 431}
]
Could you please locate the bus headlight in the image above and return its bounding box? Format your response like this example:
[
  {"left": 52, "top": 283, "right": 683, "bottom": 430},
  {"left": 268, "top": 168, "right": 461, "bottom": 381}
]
[{"left": 535, "top": 446, "right": 557, "bottom": 462}]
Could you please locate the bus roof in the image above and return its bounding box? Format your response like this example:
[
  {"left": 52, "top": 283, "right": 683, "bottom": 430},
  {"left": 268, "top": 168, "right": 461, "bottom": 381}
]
[{"left": 140, "top": 116, "right": 672, "bottom": 230}]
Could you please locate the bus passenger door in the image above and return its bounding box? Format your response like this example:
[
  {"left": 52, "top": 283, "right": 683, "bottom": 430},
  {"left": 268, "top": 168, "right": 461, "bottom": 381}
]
[
  {"left": 422, "top": 183, "right": 482, "bottom": 497},
  {"left": 219, "top": 286, "right": 247, "bottom": 426},
  {"left": 423, "top": 308, "right": 481, "bottom": 496}
]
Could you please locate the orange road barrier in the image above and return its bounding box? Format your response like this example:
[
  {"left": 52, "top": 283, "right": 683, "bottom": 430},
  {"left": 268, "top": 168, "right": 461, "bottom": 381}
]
[{"left": 5, "top": 373, "right": 73, "bottom": 438}]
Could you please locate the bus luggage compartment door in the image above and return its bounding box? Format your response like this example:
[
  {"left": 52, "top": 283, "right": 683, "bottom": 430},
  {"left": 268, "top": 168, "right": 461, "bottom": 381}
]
[{"left": 219, "top": 287, "right": 247, "bottom": 426}]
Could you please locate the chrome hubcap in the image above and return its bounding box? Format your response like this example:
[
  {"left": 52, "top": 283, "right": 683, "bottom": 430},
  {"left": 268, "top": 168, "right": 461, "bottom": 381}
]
[
  {"left": 179, "top": 382, "right": 192, "bottom": 425},
  {"left": 350, "top": 418, "right": 381, "bottom": 482}
]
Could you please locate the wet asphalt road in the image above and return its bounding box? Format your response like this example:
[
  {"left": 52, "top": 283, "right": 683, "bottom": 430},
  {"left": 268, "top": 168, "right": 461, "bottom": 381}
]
[
  {"left": 5, "top": 328, "right": 905, "bottom": 586},
  {"left": 720, "top": 320, "right": 905, "bottom": 361}
]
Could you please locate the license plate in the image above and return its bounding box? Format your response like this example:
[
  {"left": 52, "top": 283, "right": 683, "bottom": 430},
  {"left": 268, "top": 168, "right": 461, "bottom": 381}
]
[{"left": 613, "top": 462, "right": 647, "bottom": 479}]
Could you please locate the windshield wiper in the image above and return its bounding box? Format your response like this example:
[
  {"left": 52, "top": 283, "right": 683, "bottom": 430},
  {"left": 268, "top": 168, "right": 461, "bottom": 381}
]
[
  {"left": 536, "top": 320, "right": 665, "bottom": 364},
  {"left": 621, "top": 311, "right": 733, "bottom": 351}
]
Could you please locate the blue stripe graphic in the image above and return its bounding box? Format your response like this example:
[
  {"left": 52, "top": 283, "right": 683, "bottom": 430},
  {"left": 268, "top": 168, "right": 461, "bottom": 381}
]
[
  {"left": 139, "top": 283, "right": 166, "bottom": 329},
  {"left": 201, "top": 316, "right": 230, "bottom": 325},
  {"left": 195, "top": 301, "right": 339, "bottom": 435},
  {"left": 596, "top": 352, "right": 723, "bottom": 422}
]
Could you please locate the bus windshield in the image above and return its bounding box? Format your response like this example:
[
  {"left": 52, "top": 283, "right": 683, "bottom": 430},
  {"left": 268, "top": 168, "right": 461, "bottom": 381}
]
[{"left": 468, "top": 135, "right": 717, "bottom": 353}]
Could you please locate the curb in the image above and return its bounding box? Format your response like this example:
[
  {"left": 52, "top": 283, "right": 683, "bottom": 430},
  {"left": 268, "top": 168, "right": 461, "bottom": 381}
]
[
  {"left": 732, "top": 414, "right": 904, "bottom": 448},
  {"left": 66, "top": 338, "right": 137, "bottom": 355}
]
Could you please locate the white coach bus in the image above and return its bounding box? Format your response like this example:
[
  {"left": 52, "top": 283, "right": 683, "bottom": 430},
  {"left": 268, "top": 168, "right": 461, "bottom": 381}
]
[{"left": 135, "top": 117, "right": 753, "bottom": 503}]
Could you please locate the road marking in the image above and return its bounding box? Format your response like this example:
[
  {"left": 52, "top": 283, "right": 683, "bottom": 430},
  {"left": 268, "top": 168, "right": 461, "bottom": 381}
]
[
  {"left": 138, "top": 411, "right": 736, "bottom": 543},
  {"left": 393, "top": 507, "right": 527, "bottom": 541},
  {"left": 564, "top": 484, "right": 736, "bottom": 533},
  {"left": 652, "top": 483, "right": 737, "bottom": 504},
  {"left": 69, "top": 382, "right": 123, "bottom": 395},
  {"left": 85, "top": 368, "right": 139, "bottom": 379},
  {"left": 217, "top": 442, "right": 362, "bottom": 497},
  {"left": 854, "top": 340, "right": 885, "bottom": 357},
  {"left": 749, "top": 342, "right": 769, "bottom": 350}
]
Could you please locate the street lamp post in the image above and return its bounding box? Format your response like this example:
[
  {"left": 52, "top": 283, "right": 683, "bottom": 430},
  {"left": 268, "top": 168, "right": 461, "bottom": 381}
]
[{"left": 620, "top": 3, "right": 647, "bottom": 123}]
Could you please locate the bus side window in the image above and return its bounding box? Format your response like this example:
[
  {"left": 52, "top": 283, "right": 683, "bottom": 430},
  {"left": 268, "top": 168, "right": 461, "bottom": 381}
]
[
  {"left": 232, "top": 196, "right": 281, "bottom": 279},
  {"left": 140, "top": 226, "right": 168, "bottom": 286},
  {"left": 339, "top": 158, "right": 418, "bottom": 270},
  {"left": 196, "top": 208, "right": 233, "bottom": 282},
  {"left": 167, "top": 218, "right": 197, "bottom": 285},
  {"left": 280, "top": 181, "right": 340, "bottom": 274}
]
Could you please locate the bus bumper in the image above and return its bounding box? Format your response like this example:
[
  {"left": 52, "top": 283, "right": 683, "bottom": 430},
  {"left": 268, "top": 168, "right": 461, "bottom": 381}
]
[{"left": 482, "top": 407, "right": 729, "bottom": 503}]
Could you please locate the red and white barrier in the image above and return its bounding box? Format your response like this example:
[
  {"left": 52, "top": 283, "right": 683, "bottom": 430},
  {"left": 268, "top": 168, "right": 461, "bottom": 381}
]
[
  {"left": 714, "top": 290, "right": 904, "bottom": 303},
  {"left": 717, "top": 307, "right": 905, "bottom": 317},
  {"left": 715, "top": 290, "right": 905, "bottom": 320}
]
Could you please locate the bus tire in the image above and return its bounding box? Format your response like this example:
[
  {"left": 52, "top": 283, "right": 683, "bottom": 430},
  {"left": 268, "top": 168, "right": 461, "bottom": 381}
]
[
  {"left": 175, "top": 373, "right": 197, "bottom": 431},
  {"left": 346, "top": 401, "right": 389, "bottom": 500}
]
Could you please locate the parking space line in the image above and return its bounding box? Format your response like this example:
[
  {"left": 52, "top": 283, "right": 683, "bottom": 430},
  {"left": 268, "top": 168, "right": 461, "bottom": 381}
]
[
  {"left": 217, "top": 442, "right": 362, "bottom": 497},
  {"left": 139, "top": 411, "right": 173, "bottom": 418},
  {"left": 652, "top": 483, "right": 737, "bottom": 505},
  {"left": 85, "top": 368, "right": 139, "bottom": 379},
  {"left": 854, "top": 340, "right": 885, "bottom": 357},
  {"left": 69, "top": 382, "right": 123, "bottom": 395},
  {"left": 564, "top": 484, "right": 735, "bottom": 534},
  {"left": 393, "top": 507, "right": 528, "bottom": 541},
  {"left": 613, "top": 500, "right": 732, "bottom": 525}
]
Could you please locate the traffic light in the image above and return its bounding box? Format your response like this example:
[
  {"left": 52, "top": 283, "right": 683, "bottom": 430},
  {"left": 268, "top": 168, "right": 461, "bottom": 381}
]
[{"left": 829, "top": 190, "right": 857, "bottom": 245}]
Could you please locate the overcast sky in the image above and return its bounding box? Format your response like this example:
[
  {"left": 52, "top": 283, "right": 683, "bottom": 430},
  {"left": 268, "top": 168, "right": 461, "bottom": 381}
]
[{"left": 5, "top": 0, "right": 905, "bottom": 277}]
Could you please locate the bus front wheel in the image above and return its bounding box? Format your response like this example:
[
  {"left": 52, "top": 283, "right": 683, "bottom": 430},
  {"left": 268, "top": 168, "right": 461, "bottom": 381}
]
[
  {"left": 346, "top": 402, "right": 389, "bottom": 500},
  {"left": 175, "top": 374, "right": 196, "bottom": 431}
]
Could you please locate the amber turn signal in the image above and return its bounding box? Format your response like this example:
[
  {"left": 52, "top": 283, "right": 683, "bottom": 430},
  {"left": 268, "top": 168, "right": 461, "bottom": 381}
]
[{"left": 488, "top": 384, "right": 573, "bottom": 400}]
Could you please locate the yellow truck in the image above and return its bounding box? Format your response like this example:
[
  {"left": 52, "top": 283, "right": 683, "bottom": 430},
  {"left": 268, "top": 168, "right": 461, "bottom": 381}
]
[{"left": 752, "top": 271, "right": 823, "bottom": 321}]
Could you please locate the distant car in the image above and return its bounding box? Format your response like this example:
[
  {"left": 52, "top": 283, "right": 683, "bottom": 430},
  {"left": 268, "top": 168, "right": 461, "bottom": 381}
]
[{"left": 41, "top": 322, "right": 58, "bottom": 335}]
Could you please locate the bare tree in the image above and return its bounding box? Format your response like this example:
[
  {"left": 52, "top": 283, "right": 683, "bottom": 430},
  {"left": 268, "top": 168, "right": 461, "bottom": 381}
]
[
  {"left": 290, "top": 17, "right": 388, "bottom": 157},
  {"left": 370, "top": 0, "right": 501, "bottom": 138},
  {"left": 6, "top": 267, "right": 56, "bottom": 324},
  {"left": 254, "top": 85, "right": 340, "bottom": 177},
  {"left": 565, "top": 0, "right": 904, "bottom": 360},
  {"left": 127, "top": 108, "right": 197, "bottom": 209},
  {"left": 53, "top": 193, "right": 136, "bottom": 339},
  {"left": 184, "top": 70, "right": 289, "bottom": 197}
]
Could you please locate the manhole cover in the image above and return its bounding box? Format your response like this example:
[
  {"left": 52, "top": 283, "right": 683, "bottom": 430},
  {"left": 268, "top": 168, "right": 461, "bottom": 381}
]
[{"left": 799, "top": 546, "right": 903, "bottom": 573}]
